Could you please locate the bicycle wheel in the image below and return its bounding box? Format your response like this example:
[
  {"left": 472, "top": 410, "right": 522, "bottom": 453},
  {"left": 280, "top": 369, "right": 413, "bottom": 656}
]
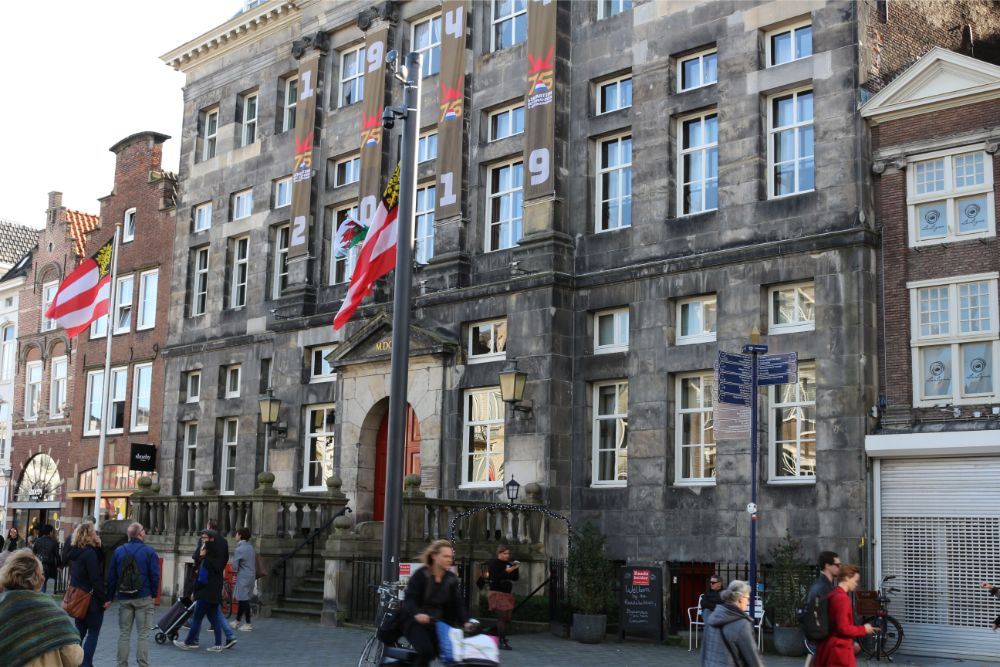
[
  {"left": 357, "top": 632, "right": 384, "bottom": 667},
  {"left": 859, "top": 615, "right": 904, "bottom": 658}
]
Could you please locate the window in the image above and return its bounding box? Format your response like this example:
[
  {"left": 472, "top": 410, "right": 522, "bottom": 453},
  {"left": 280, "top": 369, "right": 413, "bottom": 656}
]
[
  {"left": 488, "top": 104, "right": 524, "bottom": 141},
  {"left": 84, "top": 370, "right": 103, "bottom": 433},
  {"left": 41, "top": 281, "right": 57, "bottom": 331},
  {"left": 122, "top": 208, "right": 136, "bottom": 243},
  {"left": 114, "top": 275, "right": 134, "bottom": 334},
  {"left": 304, "top": 405, "right": 336, "bottom": 490},
  {"left": 594, "top": 308, "right": 629, "bottom": 353},
  {"left": 225, "top": 364, "right": 241, "bottom": 399},
  {"left": 259, "top": 358, "right": 272, "bottom": 393},
  {"left": 598, "top": 0, "right": 632, "bottom": 19},
  {"left": 131, "top": 363, "right": 152, "bottom": 431},
  {"left": 190, "top": 247, "right": 209, "bottom": 316},
  {"left": 678, "top": 48, "right": 717, "bottom": 91},
  {"left": 677, "top": 295, "right": 717, "bottom": 344},
  {"left": 91, "top": 314, "right": 107, "bottom": 338},
  {"left": 768, "top": 89, "right": 814, "bottom": 197},
  {"left": 282, "top": 76, "right": 298, "bottom": 132},
  {"left": 25, "top": 361, "right": 42, "bottom": 421},
  {"left": 492, "top": 0, "right": 527, "bottom": 51},
  {"left": 334, "top": 156, "right": 361, "bottom": 187},
  {"left": 339, "top": 45, "right": 365, "bottom": 107},
  {"left": 769, "top": 363, "right": 816, "bottom": 481},
  {"left": 331, "top": 205, "right": 360, "bottom": 284},
  {"left": 240, "top": 93, "right": 258, "bottom": 146},
  {"left": 678, "top": 111, "right": 718, "bottom": 215},
  {"left": 0, "top": 324, "right": 14, "bottom": 383},
  {"left": 417, "top": 132, "right": 438, "bottom": 163},
  {"left": 221, "top": 417, "right": 239, "bottom": 494},
  {"left": 412, "top": 14, "right": 441, "bottom": 78},
  {"left": 676, "top": 371, "right": 716, "bottom": 484},
  {"left": 592, "top": 381, "right": 628, "bottom": 485},
  {"left": 908, "top": 148, "right": 995, "bottom": 246},
  {"left": 415, "top": 185, "right": 435, "bottom": 264},
  {"left": 185, "top": 370, "right": 201, "bottom": 403},
  {"left": 596, "top": 134, "right": 632, "bottom": 232},
  {"left": 462, "top": 388, "right": 504, "bottom": 487},
  {"left": 769, "top": 282, "right": 815, "bottom": 333},
  {"left": 194, "top": 202, "right": 212, "bottom": 232},
  {"left": 274, "top": 176, "right": 292, "bottom": 208},
  {"left": 202, "top": 108, "right": 219, "bottom": 161},
  {"left": 108, "top": 368, "right": 127, "bottom": 433},
  {"left": 49, "top": 356, "right": 67, "bottom": 418},
  {"left": 230, "top": 237, "right": 249, "bottom": 309},
  {"left": 310, "top": 345, "right": 336, "bottom": 383},
  {"left": 909, "top": 274, "right": 1000, "bottom": 405},
  {"left": 597, "top": 75, "right": 632, "bottom": 115},
  {"left": 468, "top": 319, "right": 507, "bottom": 362},
  {"left": 767, "top": 21, "right": 812, "bottom": 67},
  {"left": 232, "top": 188, "right": 253, "bottom": 220},
  {"left": 137, "top": 270, "right": 158, "bottom": 330},
  {"left": 487, "top": 161, "right": 523, "bottom": 252},
  {"left": 181, "top": 422, "right": 198, "bottom": 495},
  {"left": 273, "top": 225, "right": 290, "bottom": 299},
  {"left": 0, "top": 402, "right": 10, "bottom": 463}
]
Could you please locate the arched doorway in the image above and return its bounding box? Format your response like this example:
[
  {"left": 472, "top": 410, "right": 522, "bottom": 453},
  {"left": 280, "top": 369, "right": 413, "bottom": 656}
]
[
  {"left": 373, "top": 406, "right": 420, "bottom": 521},
  {"left": 13, "top": 453, "right": 63, "bottom": 537}
]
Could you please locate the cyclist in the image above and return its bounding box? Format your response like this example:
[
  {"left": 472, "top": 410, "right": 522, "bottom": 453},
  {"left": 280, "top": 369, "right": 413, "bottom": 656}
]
[
  {"left": 979, "top": 581, "right": 1000, "bottom": 630},
  {"left": 802, "top": 550, "right": 840, "bottom": 667},
  {"left": 816, "top": 564, "right": 876, "bottom": 667}
]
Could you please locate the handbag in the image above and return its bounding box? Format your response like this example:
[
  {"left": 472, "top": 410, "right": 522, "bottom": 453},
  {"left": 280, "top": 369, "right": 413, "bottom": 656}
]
[
  {"left": 376, "top": 607, "right": 405, "bottom": 645},
  {"left": 196, "top": 562, "right": 209, "bottom": 586},
  {"left": 61, "top": 584, "right": 92, "bottom": 620},
  {"left": 254, "top": 552, "right": 267, "bottom": 579}
]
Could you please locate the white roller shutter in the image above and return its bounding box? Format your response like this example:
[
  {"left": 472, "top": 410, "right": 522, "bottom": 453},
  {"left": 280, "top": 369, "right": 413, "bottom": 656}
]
[{"left": 878, "top": 457, "right": 1000, "bottom": 660}]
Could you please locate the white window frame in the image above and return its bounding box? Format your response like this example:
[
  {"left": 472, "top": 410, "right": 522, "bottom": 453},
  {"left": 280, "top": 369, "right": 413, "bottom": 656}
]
[
  {"left": 185, "top": 370, "right": 201, "bottom": 403},
  {"left": 274, "top": 176, "right": 293, "bottom": 208},
  {"left": 677, "top": 110, "right": 719, "bottom": 216},
  {"left": 41, "top": 281, "right": 58, "bottom": 332},
  {"left": 677, "top": 295, "right": 718, "bottom": 344},
  {"left": 766, "top": 19, "right": 813, "bottom": 67},
  {"left": 202, "top": 108, "right": 219, "bottom": 161},
  {"left": 25, "top": 361, "right": 42, "bottom": 421},
  {"left": 488, "top": 104, "right": 524, "bottom": 142},
  {"left": 675, "top": 370, "right": 716, "bottom": 486},
  {"left": 596, "top": 75, "right": 632, "bottom": 115},
  {"left": 768, "top": 362, "right": 817, "bottom": 483},
  {"left": 417, "top": 131, "right": 438, "bottom": 163},
  {"left": 486, "top": 160, "right": 524, "bottom": 252},
  {"left": 240, "top": 92, "right": 258, "bottom": 147},
  {"left": 194, "top": 202, "right": 212, "bottom": 232},
  {"left": 273, "top": 224, "right": 290, "bottom": 300},
  {"left": 334, "top": 155, "right": 361, "bottom": 187},
  {"left": 461, "top": 387, "right": 505, "bottom": 489},
  {"left": 122, "top": 207, "right": 136, "bottom": 243},
  {"left": 907, "top": 146, "right": 995, "bottom": 247},
  {"left": 83, "top": 369, "right": 103, "bottom": 434},
  {"left": 191, "top": 247, "right": 209, "bottom": 316},
  {"left": 0, "top": 323, "right": 15, "bottom": 384},
  {"left": 339, "top": 45, "right": 366, "bottom": 108},
  {"left": 597, "top": 0, "right": 632, "bottom": 20},
  {"left": 331, "top": 204, "right": 361, "bottom": 285},
  {"left": 310, "top": 345, "right": 337, "bottom": 384},
  {"left": 230, "top": 237, "right": 249, "bottom": 309},
  {"left": 908, "top": 273, "right": 1000, "bottom": 407},
  {"left": 181, "top": 421, "right": 198, "bottom": 495},
  {"left": 468, "top": 319, "right": 507, "bottom": 363},
  {"left": 591, "top": 380, "right": 628, "bottom": 487},
  {"left": 49, "top": 356, "right": 67, "bottom": 418},
  {"left": 303, "top": 404, "right": 336, "bottom": 491},
  {"left": 232, "top": 188, "right": 253, "bottom": 221},
  {"left": 594, "top": 308, "right": 629, "bottom": 353},
  {"left": 90, "top": 313, "right": 108, "bottom": 339},
  {"left": 596, "top": 133, "right": 632, "bottom": 232},
  {"left": 769, "top": 281, "right": 816, "bottom": 334},
  {"left": 108, "top": 367, "right": 127, "bottom": 434},
  {"left": 491, "top": 0, "right": 527, "bottom": 52},
  {"left": 415, "top": 185, "right": 435, "bottom": 264},
  {"left": 282, "top": 76, "right": 298, "bottom": 132},
  {"left": 137, "top": 269, "right": 158, "bottom": 331},
  {"left": 0, "top": 401, "right": 10, "bottom": 464},
  {"left": 221, "top": 417, "right": 239, "bottom": 495},
  {"left": 678, "top": 48, "right": 718, "bottom": 92},
  {"left": 225, "top": 364, "right": 242, "bottom": 399},
  {"left": 767, "top": 88, "right": 814, "bottom": 199},
  {"left": 412, "top": 14, "right": 442, "bottom": 78},
  {"left": 131, "top": 363, "right": 152, "bottom": 432},
  {"left": 113, "top": 275, "right": 134, "bottom": 335}
]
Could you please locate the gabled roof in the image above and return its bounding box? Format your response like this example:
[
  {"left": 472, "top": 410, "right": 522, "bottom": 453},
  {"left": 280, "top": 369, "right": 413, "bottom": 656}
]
[
  {"left": 861, "top": 47, "right": 1000, "bottom": 122},
  {"left": 0, "top": 219, "right": 38, "bottom": 265},
  {"left": 0, "top": 250, "right": 32, "bottom": 284},
  {"left": 65, "top": 209, "right": 100, "bottom": 258},
  {"left": 331, "top": 311, "right": 458, "bottom": 367}
]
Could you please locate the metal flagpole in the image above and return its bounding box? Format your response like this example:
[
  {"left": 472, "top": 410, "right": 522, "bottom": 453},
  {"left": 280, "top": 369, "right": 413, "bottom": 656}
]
[{"left": 94, "top": 224, "right": 122, "bottom": 529}]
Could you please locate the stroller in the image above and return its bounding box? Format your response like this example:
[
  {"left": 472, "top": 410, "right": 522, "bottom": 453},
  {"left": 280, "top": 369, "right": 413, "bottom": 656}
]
[{"left": 153, "top": 597, "right": 196, "bottom": 645}]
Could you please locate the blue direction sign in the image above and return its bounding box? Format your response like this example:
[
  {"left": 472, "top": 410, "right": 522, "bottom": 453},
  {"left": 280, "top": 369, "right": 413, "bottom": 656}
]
[
  {"left": 742, "top": 344, "right": 769, "bottom": 354},
  {"left": 758, "top": 352, "right": 798, "bottom": 386},
  {"left": 716, "top": 351, "right": 752, "bottom": 407}
]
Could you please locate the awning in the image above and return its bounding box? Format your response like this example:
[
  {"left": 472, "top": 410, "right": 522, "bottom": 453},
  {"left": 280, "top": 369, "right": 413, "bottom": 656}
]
[
  {"left": 7, "top": 501, "right": 62, "bottom": 510},
  {"left": 865, "top": 430, "right": 1000, "bottom": 458},
  {"left": 68, "top": 491, "right": 134, "bottom": 499}
]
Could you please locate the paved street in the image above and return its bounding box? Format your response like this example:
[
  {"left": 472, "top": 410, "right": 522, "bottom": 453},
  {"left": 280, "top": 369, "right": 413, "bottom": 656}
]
[{"left": 84, "top": 605, "right": 1000, "bottom": 667}]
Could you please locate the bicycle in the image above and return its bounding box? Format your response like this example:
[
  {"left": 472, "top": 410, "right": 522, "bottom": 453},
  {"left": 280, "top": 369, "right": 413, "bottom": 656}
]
[
  {"left": 858, "top": 574, "right": 904, "bottom": 660},
  {"left": 357, "top": 581, "right": 405, "bottom": 667}
]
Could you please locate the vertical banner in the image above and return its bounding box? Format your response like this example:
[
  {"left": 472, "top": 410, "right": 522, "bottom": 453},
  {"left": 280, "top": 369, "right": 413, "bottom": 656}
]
[
  {"left": 288, "top": 53, "right": 321, "bottom": 258},
  {"left": 436, "top": 0, "right": 467, "bottom": 219},
  {"left": 358, "top": 26, "right": 390, "bottom": 228},
  {"left": 523, "top": 0, "right": 556, "bottom": 200}
]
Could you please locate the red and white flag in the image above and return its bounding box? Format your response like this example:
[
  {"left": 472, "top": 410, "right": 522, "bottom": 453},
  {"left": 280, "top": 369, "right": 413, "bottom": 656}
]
[
  {"left": 333, "top": 165, "right": 400, "bottom": 330},
  {"left": 44, "top": 240, "right": 113, "bottom": 338}
]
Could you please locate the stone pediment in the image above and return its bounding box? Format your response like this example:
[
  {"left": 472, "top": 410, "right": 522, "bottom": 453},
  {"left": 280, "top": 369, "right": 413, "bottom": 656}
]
[
  {"left": 862, "top": 47, "right": 1000, "bottom": 122},
  {"left": 330, "top": 312, "right": 458, "bottom": 366}
]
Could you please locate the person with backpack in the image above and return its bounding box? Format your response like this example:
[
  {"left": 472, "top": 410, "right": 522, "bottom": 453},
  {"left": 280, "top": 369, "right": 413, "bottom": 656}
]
[
  {"left": 701, "top": 580, "right": 766, "bottom": 667},
  {"left": 800, "top": 550, "right": 840, "bottom": 667},
  {"left": 107, "top": 522, "right": 160, "bottom": 667},
  {"left": 31, "top": 524, "right": 60, "bottom": 593},
  {"left": 815, "top": 564, "right": 875, "bottom": 667}
]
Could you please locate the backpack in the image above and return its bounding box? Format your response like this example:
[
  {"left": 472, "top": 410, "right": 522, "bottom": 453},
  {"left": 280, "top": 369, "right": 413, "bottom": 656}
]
[
  {"left": 118, "top": 546, "right": 145, "bottom": 596},
  {"left": 798, "top": 590, "right": 830, "bottom": 642}
]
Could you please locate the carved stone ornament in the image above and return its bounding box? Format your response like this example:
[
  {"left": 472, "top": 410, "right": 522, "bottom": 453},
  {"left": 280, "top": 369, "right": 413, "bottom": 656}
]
[
  {"left": 985, "top": 141, "right": 999, "bottom": 155},
  {"left": 357, "top": 1, "right": 400, "bottom": 31},
  {"left": 291, "top": 31, "right": 330, "bottom": 59},
  {"left": 872, "top": 160, "right": 886, "bottom": 175}
]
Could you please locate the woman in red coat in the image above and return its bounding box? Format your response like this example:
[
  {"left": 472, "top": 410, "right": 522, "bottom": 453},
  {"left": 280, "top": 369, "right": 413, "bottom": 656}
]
[{"left": 815, "top": 564, "right": 876, "bottom": 667}]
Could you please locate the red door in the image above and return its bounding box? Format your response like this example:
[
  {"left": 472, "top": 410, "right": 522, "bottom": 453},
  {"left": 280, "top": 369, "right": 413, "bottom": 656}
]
[
  {"left": 677, "top": 563, "right": 716, "bottom": 626},
  {"left": 374, "top": 406, "right": 420, "bottom": 521}
]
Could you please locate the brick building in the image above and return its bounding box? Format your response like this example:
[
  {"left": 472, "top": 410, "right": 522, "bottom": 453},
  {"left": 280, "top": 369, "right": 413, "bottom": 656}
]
[{"left": 863, "top": 49, "right": 1000, "bottom": 659}]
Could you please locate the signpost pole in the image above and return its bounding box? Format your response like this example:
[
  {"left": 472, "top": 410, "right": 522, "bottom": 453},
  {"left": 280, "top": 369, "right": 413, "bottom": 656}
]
[{"left": 748, "top": 345, "right": 759, "bottom": 615}]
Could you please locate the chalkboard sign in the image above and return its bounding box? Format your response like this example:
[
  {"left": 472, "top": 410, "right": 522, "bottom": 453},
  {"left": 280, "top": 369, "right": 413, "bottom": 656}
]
[{"left": 619, "top": 566, "right": 664, "bottom": 641}]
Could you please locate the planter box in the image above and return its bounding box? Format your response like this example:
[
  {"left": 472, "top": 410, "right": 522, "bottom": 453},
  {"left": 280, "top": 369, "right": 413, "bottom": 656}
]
[{"left": 571, "top": 613, "right": 607, "bottom": 644}]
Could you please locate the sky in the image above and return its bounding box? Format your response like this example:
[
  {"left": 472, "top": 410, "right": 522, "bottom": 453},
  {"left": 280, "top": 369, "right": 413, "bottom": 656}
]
[{"left": 0, "top": 2, "right": 239, "bottom": 228}]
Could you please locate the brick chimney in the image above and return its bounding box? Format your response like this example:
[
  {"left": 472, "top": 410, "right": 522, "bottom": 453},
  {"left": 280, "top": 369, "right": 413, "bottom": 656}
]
[{"left": 46, "top": 191, "right": 63, "bottom": 227}]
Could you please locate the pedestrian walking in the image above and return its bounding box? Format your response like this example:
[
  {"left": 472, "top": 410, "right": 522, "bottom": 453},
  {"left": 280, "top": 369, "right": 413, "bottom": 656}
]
[
  {"left": 6, "top": 526, "right": 23, "bottom": 552},
  {"left": 703, "top": 575, "right": 725, "bottom": 613},
  {"left": 815, "top": 564, "right": 875, "bottom": 667},
  {"left": 107, "top": 523, "right": 160, "bottom": 667},
  {"left": 802, "top": 550, "right": 840, "bottom": 667},
  {"left": 978, "top": 581, "right": 1000, "bottom": 629},
  {"left": 174, "top": 529, "right": 237, "bottom": 652},
  {"left": 701, "top": 580, "right": 765, "bottom": 667},
  {"left": 230, "top": 527, "right": 256, "bottom": 631},
  {"left": 486, "top": 544, "right": 519, "bottom": 650},
  {"left": 32, "top": 525, "right": 61, "bottom": 594},
  {"left": 0, "top": 549, "right": 84, "bottom": 667},
  {"left": 65, "top": 523, "right": 107, "bottom": 667},
  {"left": 194, "top": 520, "right": 236, "bottom": 641}
]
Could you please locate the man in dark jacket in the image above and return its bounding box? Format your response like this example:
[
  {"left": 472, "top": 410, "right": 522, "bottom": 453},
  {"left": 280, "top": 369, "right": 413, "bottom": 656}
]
[
  {"left": 802, "top": 550, "right": 840, "bottom": 667},
  {"left": 108, "top": 522, "right": 160, "bottom": 667},
  {"left": 31, "top": 524, "right": 60, "bottom": 593},
  {"left": 174, "top": 529, "right": 237, "bottom": 651},
  {"left": 703, "top": 575, "right": 724, "bottom": 612}
]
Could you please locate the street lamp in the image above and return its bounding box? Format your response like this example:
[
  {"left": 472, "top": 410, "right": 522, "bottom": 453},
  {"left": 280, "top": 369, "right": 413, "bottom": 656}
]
[
  {"left": 258, "top": 387, "right": 282, "bottom": 471},
  {"left": 505, "top": 476, "right": 520, "bottom": 504},
  {"left": 499, "top": 362, "right": 531, "bottom": 414}
]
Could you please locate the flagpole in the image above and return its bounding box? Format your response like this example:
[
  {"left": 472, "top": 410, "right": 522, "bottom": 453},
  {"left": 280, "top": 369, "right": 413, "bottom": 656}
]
[{"left": 94, "top": 224, "right": 121, "bottom": 529}]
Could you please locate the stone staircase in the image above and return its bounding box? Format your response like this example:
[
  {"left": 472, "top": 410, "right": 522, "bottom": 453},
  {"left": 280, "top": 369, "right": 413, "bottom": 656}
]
[{"left": 270, "top": 568, "right": 324, "bottom": 622}]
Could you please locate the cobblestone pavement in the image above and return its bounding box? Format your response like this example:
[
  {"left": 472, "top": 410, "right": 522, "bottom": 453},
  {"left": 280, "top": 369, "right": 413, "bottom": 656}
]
[{"left": 88, "top": 605, "right": 999, "bottom": 667}]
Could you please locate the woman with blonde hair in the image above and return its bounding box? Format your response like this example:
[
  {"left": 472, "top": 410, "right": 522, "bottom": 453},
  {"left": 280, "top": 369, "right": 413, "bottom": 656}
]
[
  {"left": 0, "top": 549, "right": 83, "bottom": 667},
  {"left": 65, "top": 523, "right": 106, "bottom": 667},
  {"left": 401, "top": 539, "right": 473, "bottom": 666}
]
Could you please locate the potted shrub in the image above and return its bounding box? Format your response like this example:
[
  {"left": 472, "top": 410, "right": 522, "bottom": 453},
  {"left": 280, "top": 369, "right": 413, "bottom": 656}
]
[
  {"left": 766, "top": 533, "right": 812, "bottom": 657},
  {"left": 568, "top": 523, "right": 613, "bottom": 644}
]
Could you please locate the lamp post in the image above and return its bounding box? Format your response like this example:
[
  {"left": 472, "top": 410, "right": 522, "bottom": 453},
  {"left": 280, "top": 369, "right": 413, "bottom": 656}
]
[
  {"left": 505, "top": 476, "right": 520, "bottom": 504},
  {"left": 258, "top": 387, "right": 282, "bottom": 472}
]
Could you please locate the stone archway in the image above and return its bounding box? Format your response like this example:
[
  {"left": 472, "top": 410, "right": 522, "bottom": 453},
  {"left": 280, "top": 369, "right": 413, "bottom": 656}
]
[{"left": 355, "top": 399, "right": 422, "bottom": 522}]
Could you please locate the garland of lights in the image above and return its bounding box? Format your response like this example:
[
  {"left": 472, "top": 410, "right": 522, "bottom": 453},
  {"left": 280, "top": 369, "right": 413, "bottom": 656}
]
[{"left": 448, "top": 502, "right": 574, "bottom": 562}]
